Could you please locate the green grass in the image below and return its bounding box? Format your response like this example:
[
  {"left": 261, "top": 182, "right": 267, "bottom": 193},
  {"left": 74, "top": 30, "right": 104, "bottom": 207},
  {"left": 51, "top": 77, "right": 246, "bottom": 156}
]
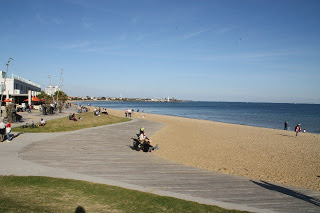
[
  {"left": 12, "top": 112, "right": 131, "bottom": 133},
  {"left": 0, "top": 176, "right": 245, "bottom": 213}
]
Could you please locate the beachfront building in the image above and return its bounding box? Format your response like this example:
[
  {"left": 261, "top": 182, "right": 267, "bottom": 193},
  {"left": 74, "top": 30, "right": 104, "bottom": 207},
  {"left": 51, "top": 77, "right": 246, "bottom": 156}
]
[
  {"left": 0, "top": 71, "right": 41, "bottom": 104},
  {"left": 45, "top": 85, "right": 61, "bottom": 96}
]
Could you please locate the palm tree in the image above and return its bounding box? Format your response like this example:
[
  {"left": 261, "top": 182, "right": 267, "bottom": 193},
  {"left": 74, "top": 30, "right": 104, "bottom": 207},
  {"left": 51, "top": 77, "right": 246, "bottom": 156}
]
[{"left": 54, "top": 91, "right": 68, "bottom": 112}]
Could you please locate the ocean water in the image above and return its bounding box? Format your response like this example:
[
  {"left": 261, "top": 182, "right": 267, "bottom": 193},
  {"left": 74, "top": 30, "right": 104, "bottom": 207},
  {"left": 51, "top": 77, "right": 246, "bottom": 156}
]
[{"left": 76, "top": 101, "right": 320, "bottom": 134}]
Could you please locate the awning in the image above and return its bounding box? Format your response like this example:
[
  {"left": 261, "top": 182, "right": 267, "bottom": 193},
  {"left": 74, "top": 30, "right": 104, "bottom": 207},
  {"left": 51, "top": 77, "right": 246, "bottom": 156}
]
[{"left": 24, "top": 96, "right": 41, "bottom": 102}]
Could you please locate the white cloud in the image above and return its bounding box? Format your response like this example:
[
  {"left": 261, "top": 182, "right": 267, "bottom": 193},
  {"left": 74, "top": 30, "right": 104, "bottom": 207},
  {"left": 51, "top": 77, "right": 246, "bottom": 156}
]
[
  {"left": 215, "top": 26, "right": 237, "bottom": 34},
  {"left": 52, "top": 17, "right": 64, "bottom": 24},
  {"left": 131, "top": 17, "right": 139, "bottom": 24},
  {"left": 118, "top": 33, "right": 127, "bottom": 41},
  {"left": 65, "top": 0, "right": 114, "bottom": 14},
  {"left": 35, "top": 13, "right": 47, "bottom": 24},
  {"left": 58, "top": 41, "right": 91, "bottom": 50},
  {"left": 135, "top": 32, "right": 146, "bottom": 41},
  {"left": 82, "top": 17, "right": 93, "bottom": 29},
  {"left": 183, "top": 28, "right": 210, "bottom": 40},
  {"left": 35, "top": 13, "right": 64, "bottom": 25}
]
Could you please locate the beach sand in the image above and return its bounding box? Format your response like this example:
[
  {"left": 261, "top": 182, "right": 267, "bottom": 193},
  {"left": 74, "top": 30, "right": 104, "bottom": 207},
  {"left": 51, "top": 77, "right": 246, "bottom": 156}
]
[{"left": 90, "top": 107, "right": 320, "bottom": 191}]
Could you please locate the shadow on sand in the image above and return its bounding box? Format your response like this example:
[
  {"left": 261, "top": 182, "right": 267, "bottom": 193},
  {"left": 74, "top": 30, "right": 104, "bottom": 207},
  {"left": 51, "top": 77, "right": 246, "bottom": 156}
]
[{"left": 251, "top": 180, "right": 320, "bottom": 207}]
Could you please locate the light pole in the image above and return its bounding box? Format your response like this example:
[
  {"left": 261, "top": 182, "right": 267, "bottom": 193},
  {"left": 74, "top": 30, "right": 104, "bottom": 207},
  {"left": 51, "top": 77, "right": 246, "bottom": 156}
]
[
  {"left": 0, "top": 57, "right": 14, "bottom": 118},
  {"left": 56, "top": 69, "right": 63, "bottom": 112}
]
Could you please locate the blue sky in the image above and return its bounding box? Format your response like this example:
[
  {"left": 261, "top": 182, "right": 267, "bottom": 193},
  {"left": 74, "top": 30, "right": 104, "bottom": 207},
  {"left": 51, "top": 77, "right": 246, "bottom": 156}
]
[{"left": 1, "top": 0, "right": 320, "bottom": 103}]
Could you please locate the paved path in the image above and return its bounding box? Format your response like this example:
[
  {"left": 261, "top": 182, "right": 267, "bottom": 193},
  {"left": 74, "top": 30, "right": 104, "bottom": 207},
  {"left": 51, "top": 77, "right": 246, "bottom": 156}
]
[{"left": 1, "top": 114, "right": 320, "bottom": 212}]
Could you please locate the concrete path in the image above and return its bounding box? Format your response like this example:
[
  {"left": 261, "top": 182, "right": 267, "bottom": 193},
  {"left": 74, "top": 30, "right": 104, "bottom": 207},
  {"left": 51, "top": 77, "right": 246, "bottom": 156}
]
[{"left": 1, "top": 112, "right": 320, "bottom": 212}]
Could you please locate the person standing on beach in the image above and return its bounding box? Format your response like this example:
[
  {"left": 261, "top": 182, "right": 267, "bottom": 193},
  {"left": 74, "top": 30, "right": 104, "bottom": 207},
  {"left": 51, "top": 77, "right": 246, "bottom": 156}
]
[
  {"left": 284, "top": 121, "right": 288, "bottom": 130},
  {"left": 295, "top": 124, "right": 301, "bottom": 136}
]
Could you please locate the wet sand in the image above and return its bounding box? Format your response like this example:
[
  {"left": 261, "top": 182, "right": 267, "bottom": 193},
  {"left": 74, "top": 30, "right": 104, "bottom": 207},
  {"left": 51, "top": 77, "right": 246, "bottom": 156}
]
[{"left": 90, "top": 107, "right": 320, "bottom": 191}]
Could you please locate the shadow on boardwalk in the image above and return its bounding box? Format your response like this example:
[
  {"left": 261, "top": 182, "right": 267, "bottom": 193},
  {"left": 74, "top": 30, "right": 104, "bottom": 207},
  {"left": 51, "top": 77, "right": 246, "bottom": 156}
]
[{"left": 251, "top": 180, "right": 320, "bottom": 207}]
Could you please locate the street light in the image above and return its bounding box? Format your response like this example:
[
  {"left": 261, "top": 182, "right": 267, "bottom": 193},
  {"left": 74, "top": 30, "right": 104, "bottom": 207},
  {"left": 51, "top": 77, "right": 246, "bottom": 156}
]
[
  {"left": 56, "top": 69, "right": 63, "bottom": 112},
  {"left": 0, "top": 57, "right": 14, "bottom": 118}
]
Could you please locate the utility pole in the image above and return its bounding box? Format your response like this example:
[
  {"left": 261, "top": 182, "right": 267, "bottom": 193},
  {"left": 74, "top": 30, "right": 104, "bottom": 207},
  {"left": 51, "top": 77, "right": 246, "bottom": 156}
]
[
  {"left": 56, "top": 69, "right": 63, "bottom": 111},
  {"left": 0, "top": 57, "right": 14, "bottom": 118},
  {"left": 48, "top": 75, "right": 53, "bottom": 101},
  {"left": 48, "top": 75, "right": 51, "bottom": 86}
]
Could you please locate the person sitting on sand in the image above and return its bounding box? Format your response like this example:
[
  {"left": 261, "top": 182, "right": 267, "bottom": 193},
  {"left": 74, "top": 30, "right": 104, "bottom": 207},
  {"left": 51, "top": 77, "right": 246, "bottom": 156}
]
[
  {"left": 94, "top": 108, "right": 100, "bottom": 116},
  {"left": 101, "top": 108, "right": 108, "bottom": 114},
  {"left": 38, "top": 118, "right": 46, "bottom": 126},
  {"left": 70, "top": 113, "right": 77, "bottom": 122}
]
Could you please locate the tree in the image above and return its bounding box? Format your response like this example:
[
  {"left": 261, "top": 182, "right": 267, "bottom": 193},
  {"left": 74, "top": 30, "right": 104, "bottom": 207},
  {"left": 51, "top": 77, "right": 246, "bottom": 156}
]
[
  {"left": 54, "top": 91, "right": 68, "bottom": 103},
  {"left": 53, "top": 90, "right": 68, "bottom": 113},
  {"left": 37, "top": 91, "right": 52, "bottom": 104}
]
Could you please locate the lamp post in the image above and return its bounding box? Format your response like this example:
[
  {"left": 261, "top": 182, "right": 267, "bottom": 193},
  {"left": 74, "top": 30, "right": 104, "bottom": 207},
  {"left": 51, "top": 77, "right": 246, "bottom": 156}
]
[
  {"left": 56, "top": 69, "right": 63, "bottom": 112},
  {"left": 0, "top": 57, "right": 14, "bottom": 118}
]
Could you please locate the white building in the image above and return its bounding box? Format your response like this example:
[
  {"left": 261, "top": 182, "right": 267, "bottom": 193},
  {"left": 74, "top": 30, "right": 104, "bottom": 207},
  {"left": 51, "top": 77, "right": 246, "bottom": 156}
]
[
  {"left": 45, "top": 85, "right": 61, "bottom": 96},
  {"left": 0, "top": 71, "right": 41, "bottom": 99}
]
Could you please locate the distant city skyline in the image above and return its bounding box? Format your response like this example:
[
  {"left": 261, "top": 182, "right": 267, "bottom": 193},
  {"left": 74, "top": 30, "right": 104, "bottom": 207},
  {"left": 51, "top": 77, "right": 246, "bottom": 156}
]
[{"left": 1, "top": 0, "right": 320, "bottom": 104}]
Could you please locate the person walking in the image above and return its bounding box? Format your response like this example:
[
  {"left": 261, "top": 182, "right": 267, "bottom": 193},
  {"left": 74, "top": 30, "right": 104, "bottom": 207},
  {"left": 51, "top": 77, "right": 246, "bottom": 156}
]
[
  {"left": 295, "top": 124, "right": 301, "bottom": 136},
  {"left": 6, "top": 120, "right": 11, "bottom": 141},
  {"left": 0, "top": 119, "right": 6, "bottom": 142},
  {"left": 284, "top": 121, "right": 288, "bottom": 130}
]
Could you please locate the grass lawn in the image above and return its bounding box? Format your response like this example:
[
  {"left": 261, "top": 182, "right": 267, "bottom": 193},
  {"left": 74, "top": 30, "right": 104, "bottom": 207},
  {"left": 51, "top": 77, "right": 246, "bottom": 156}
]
[
  {"left": 12, "top": 112, "right": 131, "bottom": 133},
  {"left": 0, "top": 176, "right": 245, "bottom": 213}
]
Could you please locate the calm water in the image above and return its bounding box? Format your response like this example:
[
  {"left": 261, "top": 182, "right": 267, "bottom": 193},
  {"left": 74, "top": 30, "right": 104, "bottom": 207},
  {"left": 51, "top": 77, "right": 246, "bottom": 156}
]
[{"left": 76, "top": 101, "right": 320, "bottom": 134}]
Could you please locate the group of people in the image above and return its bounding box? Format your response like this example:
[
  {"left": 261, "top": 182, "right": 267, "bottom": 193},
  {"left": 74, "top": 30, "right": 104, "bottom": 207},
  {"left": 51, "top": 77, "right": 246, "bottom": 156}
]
[
  {"left": 40, "top": 103, "right": 56, "bottom": 115},
  {"left": 294, "top": 123, "right": 306, "bottom": 136},
  {"left": 0, "top": 119, "right": 11, "bottom": 142},
  {"left": 77, "top": 105, "right": 89, "bottom": 113},
  {"left": 69, "top": 113, "right": 79, "bottom": 122},
  {"left": 124, "top": 108, "right": 145, "bottom": 118},
  {"left": 284, "top": 121, "right": 306, "bottom": 136},
  {"left": 125, "top": 108, "right": 132, "bottom": 117},
  {"left": 93, "top": 108, "right": 108, "bottom": 116},
  {"left": 101, "top": 108, "right": 108, "bottom": 114}
]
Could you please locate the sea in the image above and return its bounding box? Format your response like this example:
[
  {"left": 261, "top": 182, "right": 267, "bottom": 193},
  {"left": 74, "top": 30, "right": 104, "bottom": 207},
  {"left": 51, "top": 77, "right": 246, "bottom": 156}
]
[{"left": 75, "top": 101, "right": 320, "bottom": 134}]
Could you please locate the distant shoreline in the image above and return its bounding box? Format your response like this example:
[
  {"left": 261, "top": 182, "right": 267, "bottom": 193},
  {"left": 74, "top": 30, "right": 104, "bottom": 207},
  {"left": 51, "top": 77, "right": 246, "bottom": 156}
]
[
  {"left": 71, "top": 99, "right": 320, "bottom": 105},
  {"left": 73, "top": 100, "right": 320, "bottom": 134},
  {"left": 71, "top": 98, "right": 188, "bottom": 103}
]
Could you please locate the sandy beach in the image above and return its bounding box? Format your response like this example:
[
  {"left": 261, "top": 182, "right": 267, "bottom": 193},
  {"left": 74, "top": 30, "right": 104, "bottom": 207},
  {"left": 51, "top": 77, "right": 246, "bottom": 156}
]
[{"left": 90, "top": 107, "right": 320, "bottom": 191}]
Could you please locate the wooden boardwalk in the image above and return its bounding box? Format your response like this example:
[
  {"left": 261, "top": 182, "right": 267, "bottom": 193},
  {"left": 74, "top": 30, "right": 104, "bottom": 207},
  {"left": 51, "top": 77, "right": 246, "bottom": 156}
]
[{"left": 18, "top": 119, "right": 320, "bottom": 212}]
